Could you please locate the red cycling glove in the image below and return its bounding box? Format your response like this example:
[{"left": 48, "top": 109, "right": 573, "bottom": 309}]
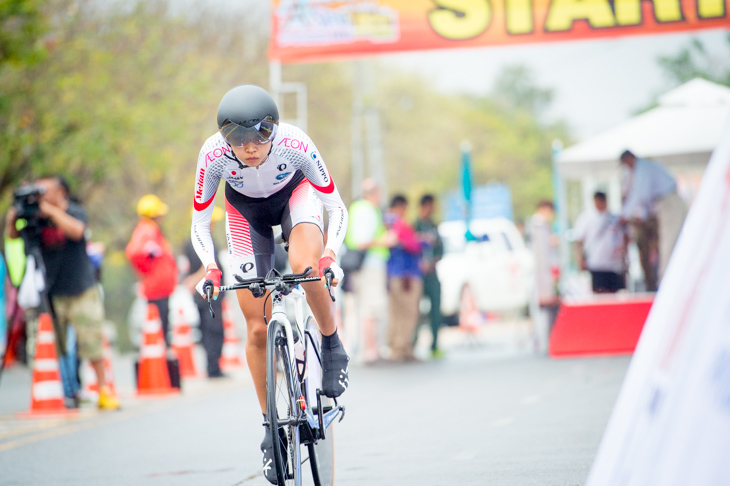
[
  {"left": 318, "top": 256, "right": 335, "bottom": 277},
  {"left": 204, "top": 268, "right": 223, "bottom": 288}
]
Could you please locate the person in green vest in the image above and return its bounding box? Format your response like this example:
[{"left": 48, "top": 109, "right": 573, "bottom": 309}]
[
  {"left": 344, "top": 178, "right": 395, "bottom": 364},
  {"left": 414, "top": 194, "right": 445, "bottom": 359}
]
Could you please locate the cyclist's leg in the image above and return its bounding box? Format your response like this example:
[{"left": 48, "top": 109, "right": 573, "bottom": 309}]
[
  {"left": 288, "top": 223, "right": 349, "bottom": 397},
  {"left": 236, "top": 288, "right": 271, "bottom": 413},
  {"left": 283, "top": 180, "right": 349, "bottom": 398},
  {"left": 288, "top": 223, "right": 335, "bottom": 335},
  {"left": 281, "top": 180, "right": 335, "bottom": 335},
  {"left": 224, "top": 184, "right": 281, "bottom": 413}
]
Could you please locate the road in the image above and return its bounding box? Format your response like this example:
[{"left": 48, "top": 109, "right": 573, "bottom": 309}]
[{"left": 0, "top": 323, "right": 630, "bottom": 485}]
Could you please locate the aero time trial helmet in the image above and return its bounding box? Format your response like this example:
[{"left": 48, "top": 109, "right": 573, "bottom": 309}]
[{"left": 217, "top": 85, "right": 279, "bottom": 147}]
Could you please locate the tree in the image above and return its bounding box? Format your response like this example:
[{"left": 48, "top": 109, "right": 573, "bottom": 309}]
[
  {"left": 375, "top": 63, "right": 568, "bottom": 221},
  {"left": 657, "top": 34, "right": 730, "bottom": 87},
  {"left": 491, "top": 64, "right": 554, "bottom": 120},
  {"left": 0, "top": 0, "right": 47, "bottom": 192}
]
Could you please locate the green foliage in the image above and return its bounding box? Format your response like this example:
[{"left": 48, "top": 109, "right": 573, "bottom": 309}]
[
  {"left": 375, "top": 64, "right": 569, "bottom": 222},
  {"left": 0, "top": 0, "right": 46, "bottom": 66},
  {"left": 491, "top": 64, "right": 554, "bottom": 119},
  {"left": 0, "top": 0, "right": 567, "bottom": 327},
  {"left": 657, "top": 34, "right": 730, "bottom": 87},
  {"left": 636, "top": 35, "right": 730, "bottom": 115}
]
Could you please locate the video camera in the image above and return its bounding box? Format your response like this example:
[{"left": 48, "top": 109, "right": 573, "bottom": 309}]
[{"left": 12, "top": 184, "right": 45, "bottom": 221}]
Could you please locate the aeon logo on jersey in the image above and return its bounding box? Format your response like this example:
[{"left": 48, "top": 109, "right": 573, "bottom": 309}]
[
  {"left": 276, "top": 172, "right": 291, "bottom": 181},
  {"left": 205, "top": 145, "right": 231, "bottom": 165},
  {"left": 278, "top": 138, "right": 309, "bottom": 153}
]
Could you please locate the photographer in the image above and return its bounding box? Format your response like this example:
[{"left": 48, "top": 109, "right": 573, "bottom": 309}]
[{"left": 5, "top": 175, "right": 120, "bottom": 410}]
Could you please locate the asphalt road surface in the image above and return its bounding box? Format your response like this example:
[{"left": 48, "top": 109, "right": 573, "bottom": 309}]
[{"left": 0, "top": 324, "right": 630, "bottom": 485}]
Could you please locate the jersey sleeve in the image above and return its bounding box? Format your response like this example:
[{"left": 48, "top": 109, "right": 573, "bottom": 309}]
[
  {"left": 279, "top": 127, "right": 349, "bottom": 256},
  {"left": 191, "top": 139, "right": 224, "bottom": 269},
  {"left": 307, "top": 152, "right": 348, "bottom": 256}
]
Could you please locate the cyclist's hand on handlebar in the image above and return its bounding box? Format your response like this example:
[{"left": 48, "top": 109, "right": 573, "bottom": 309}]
[
  {"left": 196, "top": 266, "right": 222, "bottom": 300},
  {"left": 318, "top": 255, "right": 344, "bottom": 287}
]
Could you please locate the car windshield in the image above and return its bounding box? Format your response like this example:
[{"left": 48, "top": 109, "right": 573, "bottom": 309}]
[{"left": 440, "top": 220, "right": 524, "bottom": 255}]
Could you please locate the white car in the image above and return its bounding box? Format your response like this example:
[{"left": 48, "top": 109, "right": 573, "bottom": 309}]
[{"left": 436, "top": 217, "right": 535, "bottom": 323}]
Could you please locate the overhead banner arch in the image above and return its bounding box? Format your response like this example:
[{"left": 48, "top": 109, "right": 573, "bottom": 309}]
[{"left": 269, "top": 0, "right": 729, "bottom": 63}]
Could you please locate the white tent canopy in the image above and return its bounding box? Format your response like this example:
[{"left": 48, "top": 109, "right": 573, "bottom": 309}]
[{"left": 557, "top": 78, "right": 730, "bottom": 180}]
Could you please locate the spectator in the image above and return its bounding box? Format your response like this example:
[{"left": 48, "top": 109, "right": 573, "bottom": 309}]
[
  {"left": 181, "top": 206, "right": 226, "bottom": 378},
  {"left": 526, "top": 200, "right": 559, "bottom": 354},
  {"left": 5, "top": 175, "right": 120, "bottom": 410},
  {"left": 386, "top": 195, "right": 423, "bottom": 362},
  {"left": 573, "top": 192, "right": 627, "bottom": 293},
  {"left": 343, "top": 178, "right": 394, "bottom": 363},
  {"left": 620, "top": 150, "right": 688, "bottom": 289},
  {"left": 126, "top": 194, "right": 178, "bottom": 347},
  {"left": 414, "top": 194, "right": 445, "bottom": 359}
]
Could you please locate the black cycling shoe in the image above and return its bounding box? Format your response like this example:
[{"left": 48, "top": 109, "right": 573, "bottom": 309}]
[
  {"left": 321, "top": 333, "right": 350, "bottom": 398},
  {"left": 260, "top": 426, "right": 278, "bottom": 484}
]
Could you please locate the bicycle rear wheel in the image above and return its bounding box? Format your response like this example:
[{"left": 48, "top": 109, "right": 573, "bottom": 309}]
[
  {"left": 266, "top": 320, "right": 302, "bottom": 485},
  {"left": 303, "top": 317, "right": 335, "bottom": 486}
]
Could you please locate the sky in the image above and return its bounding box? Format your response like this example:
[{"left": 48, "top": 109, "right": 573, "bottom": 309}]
[{"left": 384, "top": 28, "right": 730, "bottom": 142}]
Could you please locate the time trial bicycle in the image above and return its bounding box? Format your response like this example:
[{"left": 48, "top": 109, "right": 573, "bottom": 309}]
[{"left": 205, "top": 267, "right": 345, "bottom": 486}]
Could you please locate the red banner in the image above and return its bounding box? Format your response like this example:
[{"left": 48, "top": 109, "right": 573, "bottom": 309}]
[{"left": 269, "top": 0, "right": 729, "bottom": 64}]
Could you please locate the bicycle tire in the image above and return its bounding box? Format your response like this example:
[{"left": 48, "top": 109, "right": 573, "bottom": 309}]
[
  {"left": 266, "top": 320, "right": 302, "bottom": 486},
  {"left": 303, "top": 317, "right": 335, "bottom": 486}
]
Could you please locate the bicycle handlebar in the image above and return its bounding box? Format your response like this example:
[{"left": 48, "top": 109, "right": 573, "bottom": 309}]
[
  {"left": 205, "top": 267, "right": 337, "bottom": 317},
  {"left": 218, "top": 266, "right": 336, "bottom": 298},
  {"left": 219, "top": 267, "right": 318, "bottom": 291}
]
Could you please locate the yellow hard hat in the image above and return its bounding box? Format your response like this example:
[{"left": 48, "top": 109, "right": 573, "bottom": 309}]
[
  {"left": 137, "top": 194, "right": 169, "bottom": 218},
  {"left": 191, "top": 206, "right": 224, "bottom": 222}
]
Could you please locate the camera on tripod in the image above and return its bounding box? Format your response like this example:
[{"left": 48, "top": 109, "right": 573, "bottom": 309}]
[{"left": 13, "top": 184, "right": 45, "bottom": 221}]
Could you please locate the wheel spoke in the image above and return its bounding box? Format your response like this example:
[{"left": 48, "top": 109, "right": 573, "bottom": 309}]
[{"left": 270, "top": 336, "right": 301, "bottom": 485}]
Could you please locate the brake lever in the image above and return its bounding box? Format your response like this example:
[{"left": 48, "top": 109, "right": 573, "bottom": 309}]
[
  {"left": 204, "top": 282, "right": 216, "bottom": 318},
  {"left": 324, "top": 270, "right": 335, "bottom": 302}
]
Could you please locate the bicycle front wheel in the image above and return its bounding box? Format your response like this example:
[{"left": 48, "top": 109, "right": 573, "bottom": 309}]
[
  {"left": 303, "top": 316, "right": 335, "bottom": 486},
  {"left": 266, "top": 320, "right": 302, "bottom": 486}
]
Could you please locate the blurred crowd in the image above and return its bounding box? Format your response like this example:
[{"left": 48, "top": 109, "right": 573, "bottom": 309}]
[
  {"left": 0, "top": 173, "right": 448, "bottom": 413},
  {"left": 526, "top": 149, "right": 688, "bottom": 350},
  {"left": 341, "top": 178, "right": 445, "bottom": 364},
  {"left": 0, "top": 148, "right": 689, "bottom": 410}
]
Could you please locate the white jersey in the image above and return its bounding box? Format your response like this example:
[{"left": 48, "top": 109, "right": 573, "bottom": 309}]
[
  {"left": 191, "top": 123, "right": 348, "bottom": 269},
  {"left": 573, "top": 208, "right": 626, "bottom": 273}
]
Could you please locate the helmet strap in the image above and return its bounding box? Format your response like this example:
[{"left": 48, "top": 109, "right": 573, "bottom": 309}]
[{"left": 226, "top": 143, "right": 245, "bottom": 169}]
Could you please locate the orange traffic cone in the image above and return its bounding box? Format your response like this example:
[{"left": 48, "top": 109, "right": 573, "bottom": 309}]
[
  {"left": 17, "top": 313, "right": 77, "bottom": 418},
  {"left": 459, "top": 284, "right": 486, "bottom": 334},
  {"left": 137, "top": 304, "right": 179, "bottom": 396},
  {"left": 219, "top": 299, "right": 244, "bottom": 371},
  {"left": 80, "top": 335, "right": 117, "bottom": 401},
  {"left": 173, "top": 309, "right": 199, "bottom": 378}
]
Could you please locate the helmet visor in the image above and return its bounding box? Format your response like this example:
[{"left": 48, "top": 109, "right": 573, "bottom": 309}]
[{"left": 220, "top": 116, "right": 278, "bottom": 147}]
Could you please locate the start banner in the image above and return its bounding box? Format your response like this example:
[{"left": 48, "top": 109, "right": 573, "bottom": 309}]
[{"left": 269, "top": 0, "right": 729, "bottom": 63}]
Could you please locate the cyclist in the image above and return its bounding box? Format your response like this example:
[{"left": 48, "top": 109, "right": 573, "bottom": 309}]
[{"left": 191, "top": 84, "right": 350, "bottom": 483}]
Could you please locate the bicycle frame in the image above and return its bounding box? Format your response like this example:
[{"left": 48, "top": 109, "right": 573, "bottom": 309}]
[
  {"left": 210, "top": 267, "right": 343, "bottom": 485},
  {"left": 269, "top": 284, "right": 344, "bottom": 441}
]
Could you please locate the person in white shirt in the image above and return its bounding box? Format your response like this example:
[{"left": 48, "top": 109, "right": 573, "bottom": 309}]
[
  {"left": 620, "top": 150, "right": 688, "bottom": 289},
  {"left": 574, "top": 192, "right": 627, "bottom": 293}
]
